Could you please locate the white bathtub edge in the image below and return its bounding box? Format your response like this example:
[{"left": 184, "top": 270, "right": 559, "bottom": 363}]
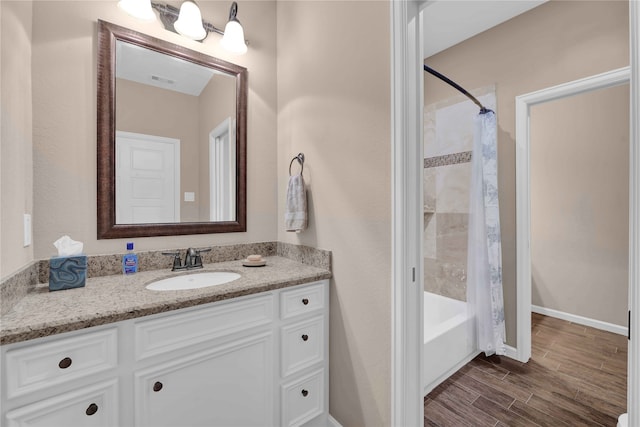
[{"left": 423, "top": 349, "right": 480, "bottom": 396}]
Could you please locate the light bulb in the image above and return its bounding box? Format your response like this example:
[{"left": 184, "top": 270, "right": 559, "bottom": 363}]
[
  {"left": 118, "top": 0, "right": 156, "bottom": 21},
  {"left": 174, "top": 1, "right": 207, "bottom": 41},
  {"left": 221, "top": 20, "right": 247, "bottom": 54}
]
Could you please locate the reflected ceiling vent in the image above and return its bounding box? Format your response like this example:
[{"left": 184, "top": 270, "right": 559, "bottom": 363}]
[{"left": 151, "top": 75, "right": 176, "bottom": 85}]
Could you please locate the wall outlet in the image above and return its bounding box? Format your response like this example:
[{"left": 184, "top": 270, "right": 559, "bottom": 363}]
[
  {"left": 184, "top": 192, "right": 195, "bottom": 202},
  {"left": 23, "top": 214, "right": 32, "bottom": 247}
]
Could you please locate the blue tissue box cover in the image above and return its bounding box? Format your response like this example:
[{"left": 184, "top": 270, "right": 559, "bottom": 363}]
[{"left": 49, "top": 255, "right": 87, "bottom": 291}]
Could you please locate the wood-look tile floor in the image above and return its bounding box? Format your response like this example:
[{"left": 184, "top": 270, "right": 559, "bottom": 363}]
[{"left": 424, "top": 313, "right": 628, "bottom": 426}]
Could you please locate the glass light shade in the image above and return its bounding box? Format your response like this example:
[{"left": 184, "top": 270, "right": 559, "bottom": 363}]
[
  {"left": 173, "top": 1, "right": 207, "bottom": 41},
  {"left": 118, "top": 0, "right": 156, "bottom": 21},
  {"left": 220, "top": 20, "right": 247, "bottom": 54}
]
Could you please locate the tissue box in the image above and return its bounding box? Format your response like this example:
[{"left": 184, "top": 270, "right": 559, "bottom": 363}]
[{"left": 49, "top": 255, "right": 87, "bottom": 291}]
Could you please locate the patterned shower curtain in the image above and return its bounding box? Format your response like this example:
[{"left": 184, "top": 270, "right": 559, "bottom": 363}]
[{"left": 466, "top": 110, "right": 506, "bottom": 356}]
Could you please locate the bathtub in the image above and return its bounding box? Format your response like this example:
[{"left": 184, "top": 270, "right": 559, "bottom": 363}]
[{"left": 423, "top": 291, "right": 478, "bottom": 395}]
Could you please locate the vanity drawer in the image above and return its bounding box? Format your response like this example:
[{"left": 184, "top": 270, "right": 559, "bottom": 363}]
[
  {"left": 281, "top": 316, "right": 324, "bottom": 377},
  {"left": 281, "top": 369, "right": 324, "bottom": 427},
  {"left": 280, "top": 282, "right": 325, "bottom": 320},
  {"left": 5, "top": 379, "right": 118, "bottom": 427},
  {"left": 134, "top": 294, "right": 274, "bottom": 361},
  {"left": 5, "top": 328, "right": 118, "bottom": 399}
]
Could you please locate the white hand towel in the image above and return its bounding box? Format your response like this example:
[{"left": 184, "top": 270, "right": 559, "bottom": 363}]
[{"left": 285, "top": 174, "right": 308, "bottom": 232}]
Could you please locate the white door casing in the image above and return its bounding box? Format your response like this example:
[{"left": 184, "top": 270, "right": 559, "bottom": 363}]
[
  {"left": 515, "top": 65, "right": 638, "bottom": 424},
  {"left": 209, "top": 118, "right": 236, "bottom": 222},
  {"left": 116, "top": 131, "right": 180, "bottom": 224},
  {"left": 391, "top": 1, "right": 425, "bottom": 426}
]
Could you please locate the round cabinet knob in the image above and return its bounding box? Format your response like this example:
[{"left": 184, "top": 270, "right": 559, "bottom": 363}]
[
  {"left": 302, "top": 298, "right": 309, "bottom": 305},
  {"left": 301, "top": 389, "right": 309, "bottom": 397},
  {"left": 58, "top": 357, "right": 72, "bottom": 369},
  {"left": 153, "top": 381, "right": 163, "bottom": 392},
  {"left": 301, "top": 334, "right": 309, "bottom": 341},
  {"left": 86, "top": 403, "right": 98, "bottom": 416}
]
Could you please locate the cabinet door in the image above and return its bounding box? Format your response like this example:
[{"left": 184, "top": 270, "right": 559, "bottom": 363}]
[
  {"left": 5, "top": 379, "right": 118, "bottom": 427},
  {"left": 135, "top": 332, "right": 274, "bottom": 427}
]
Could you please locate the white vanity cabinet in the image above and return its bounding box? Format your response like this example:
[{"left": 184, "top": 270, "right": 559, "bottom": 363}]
[{"left": 1, "top": 279, "right": 329, "bottom": 427}]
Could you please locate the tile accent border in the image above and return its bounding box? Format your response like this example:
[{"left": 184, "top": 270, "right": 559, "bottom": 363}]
[
  {"left": 424, "top": 151, "right": 472, "bottom": 169},
  {"left": 1, "top": 242, "right": 331, "bottom": 316}
]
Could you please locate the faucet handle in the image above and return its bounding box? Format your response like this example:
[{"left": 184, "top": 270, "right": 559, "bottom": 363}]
[
  {"left": 162, "top": 251, "right": 183, "bottom": 271},
  {"left": 191, "top": 247, "right": 211, "bottom": 269}
]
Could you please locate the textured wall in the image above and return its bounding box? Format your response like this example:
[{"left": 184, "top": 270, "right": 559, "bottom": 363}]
[
  {"left": 276, "top": 2, "right": 391, "bottom": 425},
  {"left": 1, "top": 1, "right": 34, "bottom": 278},
  {"left": 424, "top": 0, "right": 629, "bottom": 345},
  {"left": 531, "top": 84, "right": 629, "bottom": 326},
  {"left": 30, "top": 1, "right": 277, "bottom": 260}
]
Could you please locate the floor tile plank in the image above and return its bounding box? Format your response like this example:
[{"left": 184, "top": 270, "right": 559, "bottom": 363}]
[{"left": 425, "top": 314, "right": 627, "bottom": 427}]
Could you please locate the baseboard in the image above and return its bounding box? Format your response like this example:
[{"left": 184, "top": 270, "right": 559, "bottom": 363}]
[
  {"left": 328, "top": 414, "right": 343, "bottom": 427},
  {"left": 504, "top": 344, "right": 519, "bottom": 360},
  {"left": 532, "top": 305, "right": 628, "bottom": 336}
]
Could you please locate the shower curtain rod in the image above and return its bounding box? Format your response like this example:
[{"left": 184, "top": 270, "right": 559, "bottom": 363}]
[{"left": 423, "top": 64, "right": 492, "bottom": 114}]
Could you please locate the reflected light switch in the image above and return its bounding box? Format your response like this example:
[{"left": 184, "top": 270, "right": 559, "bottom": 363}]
[{"left": 184, "top": 192, "right": 195, "bottom": 202}]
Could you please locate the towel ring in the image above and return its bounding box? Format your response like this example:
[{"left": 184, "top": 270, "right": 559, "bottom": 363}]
[{"left": 289, "top": 153, "right": 304, "bottom": 176}]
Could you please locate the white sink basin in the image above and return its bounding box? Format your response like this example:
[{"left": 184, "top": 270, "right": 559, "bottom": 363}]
[{"left": 146, "top": 272, "right": 241, "bottom": 291}]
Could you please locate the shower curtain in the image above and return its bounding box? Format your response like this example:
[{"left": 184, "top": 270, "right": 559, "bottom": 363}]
[{"left": 466, "top": 110, "right": 506, "bottom": 356}]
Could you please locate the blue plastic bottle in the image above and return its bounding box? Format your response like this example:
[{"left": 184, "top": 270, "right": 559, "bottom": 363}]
[{"left": 123, "top": 242, "right": 138, "bottom": 275}]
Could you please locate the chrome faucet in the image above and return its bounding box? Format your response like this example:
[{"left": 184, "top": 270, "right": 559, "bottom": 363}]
[{"left": 162, "top": 248, "right": 211, "bottom": 271}]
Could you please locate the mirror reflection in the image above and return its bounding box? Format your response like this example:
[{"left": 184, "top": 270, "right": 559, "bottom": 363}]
[
  {"left": 97, "top": 20, "right": 247, "bottom": 239},
  {"left": 115, "top": 40, "right": 237, "bottom": 224}
]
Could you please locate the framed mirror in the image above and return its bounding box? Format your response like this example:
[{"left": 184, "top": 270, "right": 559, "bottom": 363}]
[{"left": 97, "top": 20, "right": 247, "bottom": 239}]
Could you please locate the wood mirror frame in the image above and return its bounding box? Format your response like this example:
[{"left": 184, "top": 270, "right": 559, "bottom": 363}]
[{"left": 97, "top": 20, "right": 247, "bottom": 239}]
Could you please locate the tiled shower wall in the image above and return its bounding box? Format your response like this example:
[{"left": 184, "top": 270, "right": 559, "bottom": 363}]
[
  {"left": 423, "top": 156, "right": 470, "bottom": 301},
  {"left": 423, "top": 88, "right": 496, "bottom": 302}
]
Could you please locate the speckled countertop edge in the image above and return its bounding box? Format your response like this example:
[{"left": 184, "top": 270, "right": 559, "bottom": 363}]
[{"left": 0, "top": 256, "right": 331, "bottom": 345}]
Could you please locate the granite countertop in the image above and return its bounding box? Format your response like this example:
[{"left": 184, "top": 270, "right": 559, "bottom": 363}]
[{"left": 0, "top": 256, "right": 331, "bottom": 345}]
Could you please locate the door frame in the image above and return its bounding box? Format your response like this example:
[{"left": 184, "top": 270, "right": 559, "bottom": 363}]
[
  {"left": 392, "top": 1, "right": 639, "bottom": 426},
  {"left": 391, "top": 1, "right": 425, "bottom": 425},
  {"left": 515, "top": 66, "right": 631, "bottom": 363},
  {"left": 209, "top": 117, "right": 236, "bottom": 222},
  {"left": 514, "top": 25, "right": 639, "bottom": 427}
]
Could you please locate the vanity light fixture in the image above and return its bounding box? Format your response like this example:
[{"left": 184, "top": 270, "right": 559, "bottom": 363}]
[
  {"left": 117, "top": 0, "right": 156, "bottom": 21},
  {"left": 173, "top": 0, "right": 207, "bottom": 41},
  {"left": 220, "top": 2, "right": 247, "bottom": 54},
  {"left": 117, "top": 0, "right": 248, "bottom": 54}
]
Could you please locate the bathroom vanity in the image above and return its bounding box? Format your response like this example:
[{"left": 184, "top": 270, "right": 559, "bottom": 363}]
[{"left": 0, "top": 257, "right": 330, "bottom": 427}]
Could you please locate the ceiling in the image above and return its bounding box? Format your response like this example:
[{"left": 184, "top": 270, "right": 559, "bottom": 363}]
[
  {"left": 423, "top": 0, "right": 547, "bottom": 58},
  {"left": 116, "top": 41, "right": 218, "bottom": 96}
]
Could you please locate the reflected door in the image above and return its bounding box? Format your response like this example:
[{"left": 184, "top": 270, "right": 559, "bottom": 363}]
[{"left": 116, "top": 131, "right": 180, "bottom": 224}]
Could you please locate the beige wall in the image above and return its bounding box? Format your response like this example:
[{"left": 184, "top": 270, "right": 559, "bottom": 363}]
[
  {"left": 1, "top": 1, "right": 34, "bottom": 278},
  {"left": 115, "top": 78, "right": 201, "bottom": 221},
  {"left": 277, "top": 2, "right": 391, "bottom": 426},
  {"left": 29, "top": 0, "right": 277, "bottom": 259},
  {"left": 531, "top": 84, "right": 629, "bottom": 326},
  {"left": 425, "top": 0, "right": 629, "bottom": 345}
]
